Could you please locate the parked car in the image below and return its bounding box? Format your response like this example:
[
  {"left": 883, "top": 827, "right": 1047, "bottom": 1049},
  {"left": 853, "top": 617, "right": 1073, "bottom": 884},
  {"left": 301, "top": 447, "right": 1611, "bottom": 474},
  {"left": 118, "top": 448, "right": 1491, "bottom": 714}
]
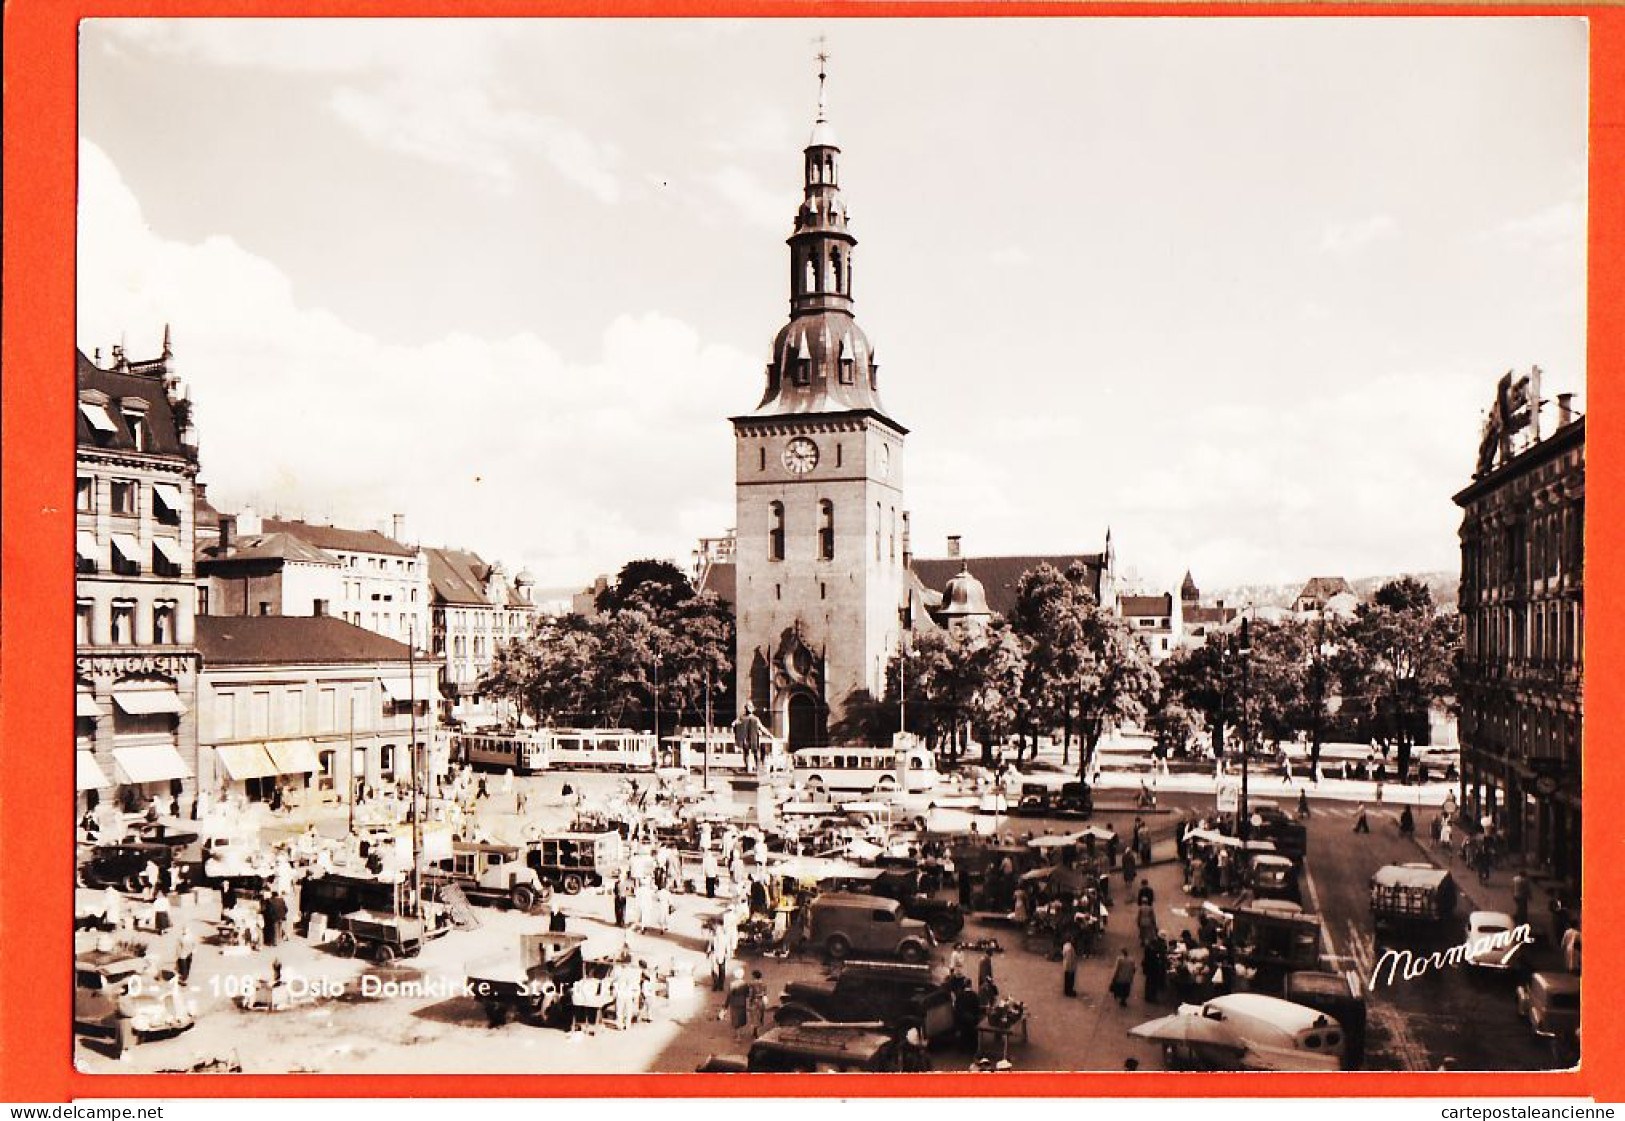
[
  {"left": 1054, "top": 782, "right": 1094, "bottom": 819},
  {"left": 299, "top": 872, "right": 417, "bottom": 924},
  {"left": 696, "top": 1024, "right": 904, "bottom": 1073},
  {"left": 465, "top": 933, "right": 590, "bottom": 1028},
  {"left": 825, "top": 868, "right": 964, "bottom": 942},
  {"left": 775, "top": 960, "right": 957, "bottom": 1043},
  {"left": 1516, "top": 971, "right": 1580, "bottom": 1041},
  {"left": 1283, "top": 970, "right": 1366, "bottom": 1070},
  {"left": 74, "top": 949, "right": 194, "bottom": 1056},
  {"left": 807, "top": 893, "right": 934, "bottom": 963},
  {"left": 1008, "top": 783, "right": 1055, "bottom": 818},
  {"left": 429, "top": 842, "right": 548, "bottom": 912},
  {"left": 1464, "top": 910, "right": 1529, "bottom": 972},
  {"left": 1250, "top": 855, "right": 1301, "bottom": 904},
  {"left": 79, "top": 842, "right": 195, "bottom": 892},
  {"left": 1171, "top": 993, "right": 1346, "bottom": 1072}
]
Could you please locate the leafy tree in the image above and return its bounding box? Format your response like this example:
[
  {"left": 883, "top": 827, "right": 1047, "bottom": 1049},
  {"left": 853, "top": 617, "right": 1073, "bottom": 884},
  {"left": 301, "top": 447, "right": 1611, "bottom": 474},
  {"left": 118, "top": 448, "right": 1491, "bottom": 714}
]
[
  {"left": 594, "top": 558, "right": 694, "bottom": 616},
  {"left": 1333, "top": 579, "right": 1461, "bottom": 782},
  {"left": 482, "top": 614, "right": 601, "bottom": 725},
  {"left": 1148, "top": 700, "right": 1202, "bottom": 758}
]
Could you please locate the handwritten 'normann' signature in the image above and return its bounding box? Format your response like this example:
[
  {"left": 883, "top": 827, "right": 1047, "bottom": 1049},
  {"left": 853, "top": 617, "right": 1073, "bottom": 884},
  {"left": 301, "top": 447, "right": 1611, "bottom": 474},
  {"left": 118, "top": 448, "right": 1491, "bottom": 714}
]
[{"left": 1369, "top": 924, "right": 1534, "bottom": 987}]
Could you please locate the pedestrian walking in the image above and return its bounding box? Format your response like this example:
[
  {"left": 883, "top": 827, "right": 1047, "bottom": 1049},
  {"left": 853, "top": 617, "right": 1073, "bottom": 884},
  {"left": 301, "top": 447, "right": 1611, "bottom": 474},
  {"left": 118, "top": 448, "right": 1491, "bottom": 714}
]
[
  {"left": 1474, "top": 839, "right": 1492, "bottom": 883},
  {"left": 612, "top": 876, "right": 629, "bottom": 928},
  {"left": 1353, "top": 804, "right": 1370, "bottom": 834},
  {"left": 1060, "top": 938, "right": 1078, "bottom": 996},
  {"left": 977, "top": 947, "right": 996, "bottom": 998},
  {"left": 1375, "top": 780, "right": 1385, "bottom": 804},
  {"left": 1122, "top": 847, "right": 1138, "bottom": 887},
  {"left": 1298, "top": 789, "right": 1311, "bottom": 819},
  {"left": 1143, "top": 936, "right": 1168, "bottom": 1003},
  {"left": 1562, "top": 921, "right": 1581, "bottom": 974},
  {"left": 708, "top": 927, "right": 730, "bottom": 992},
  {"left": 175, "top": 924, "right": 197, "bottom": 983},
  {"left": 1549, "top": 894, "right": 1573, "bottom": 948},
  {"left": 1136, "top": 900, "right": 1157, "bottom": 946},
  {"left": 1439, "top": 816, "right": 1453, "bottom": 853},
  {"left": 702, "top": 851, "right": 719, "bottom": 899},
  {"left": 1511, "top": 872, "right": 1532, "bottom": 928},
  {"left": 476, "top": 775, "right": 489, "bottom": 801},
  {"left": 958, "top": 865, "right": 972, "bottom": 909},
  {"left": 1109, "top": 949, "right": 1136, "bottom": 1007}
]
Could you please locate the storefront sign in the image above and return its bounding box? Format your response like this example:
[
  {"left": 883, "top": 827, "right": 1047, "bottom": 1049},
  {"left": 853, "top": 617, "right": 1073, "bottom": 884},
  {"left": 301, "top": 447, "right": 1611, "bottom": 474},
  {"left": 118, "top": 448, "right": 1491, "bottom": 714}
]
[{"left": 77, "top": 652, "right": 197, "bottom": 680}]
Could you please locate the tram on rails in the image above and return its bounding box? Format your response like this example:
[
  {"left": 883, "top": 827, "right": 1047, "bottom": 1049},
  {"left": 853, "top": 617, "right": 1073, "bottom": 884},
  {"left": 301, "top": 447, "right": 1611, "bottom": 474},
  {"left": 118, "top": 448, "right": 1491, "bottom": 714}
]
[{"left": 450, "top": 728, "right": 658, "bottom": 773}]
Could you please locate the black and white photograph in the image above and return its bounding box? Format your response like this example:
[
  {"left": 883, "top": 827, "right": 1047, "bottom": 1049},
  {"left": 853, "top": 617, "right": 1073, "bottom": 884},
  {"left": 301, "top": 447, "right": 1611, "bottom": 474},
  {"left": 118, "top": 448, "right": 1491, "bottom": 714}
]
[{"left": 72, "top": 17, "right": 1586, "bottom": 1075}]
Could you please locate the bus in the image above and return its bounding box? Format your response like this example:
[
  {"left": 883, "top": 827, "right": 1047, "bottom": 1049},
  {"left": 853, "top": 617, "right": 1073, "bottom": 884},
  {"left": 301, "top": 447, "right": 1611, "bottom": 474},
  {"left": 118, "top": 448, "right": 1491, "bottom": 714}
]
[
  {"left": 451, "top": 729, "right": 658, "bottom": 774},
  {"left": 660, "top": 728, "right": 788, "bottom": 773},
  {"left": 791, "top": 746, "right": 939, "bottom": 795}
]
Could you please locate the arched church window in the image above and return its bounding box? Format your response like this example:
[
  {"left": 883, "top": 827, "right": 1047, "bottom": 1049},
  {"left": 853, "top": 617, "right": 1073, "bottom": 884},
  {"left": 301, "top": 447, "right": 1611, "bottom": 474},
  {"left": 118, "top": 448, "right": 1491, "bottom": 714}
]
[
  {"left": 829, "top": 250, "right": 842, "bottom": 294},
  {"left": 875, "top": 502, "right": 882, "bottom": 562},
  {"left": 819, "top": 500, "right": 835, "bottom": 561},
  {"left": 824, "top": 153, "right": 834, "bottom": 181},
  {"left": 804, "top": 256, "right": 817, "bottom": 294},
  {"left": 890, "top": 507, "right": 897, "bottom": 561},
  {"left": 769, "top": 502, "right": 785, "bottom": 562}
]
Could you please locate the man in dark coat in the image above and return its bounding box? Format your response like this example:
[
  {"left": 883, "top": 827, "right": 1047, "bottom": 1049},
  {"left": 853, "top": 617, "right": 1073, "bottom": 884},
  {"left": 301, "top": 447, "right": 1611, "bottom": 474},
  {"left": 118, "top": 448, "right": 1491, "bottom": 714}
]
[
  {"left": 733, "top": 703, "right": 766, "bottom": 771},
  {"left": 1109, "top": 949, "right": 1136, "bottom": 1007}
]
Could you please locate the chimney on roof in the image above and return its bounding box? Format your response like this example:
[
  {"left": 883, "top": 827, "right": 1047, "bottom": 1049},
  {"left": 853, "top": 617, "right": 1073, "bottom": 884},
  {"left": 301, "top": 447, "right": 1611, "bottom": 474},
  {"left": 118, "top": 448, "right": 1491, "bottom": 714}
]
[
  {"left": 391, "top": 513, "right": 406, "bottom": 542},
  {"left": 1557, "top": 393, "right": 1575, "bottom": 427},
  {"left": 219, "top": 513, "right": 235, "bottom": 556},
  {"left": 1217, "top": 599, "right": 1226, "bottom": 610},
  {"left": 237, "top": 504, "right": 263, "bottom": 537},
  {"left": 947, "top": 535, "right": 962, "bottom": 560}
]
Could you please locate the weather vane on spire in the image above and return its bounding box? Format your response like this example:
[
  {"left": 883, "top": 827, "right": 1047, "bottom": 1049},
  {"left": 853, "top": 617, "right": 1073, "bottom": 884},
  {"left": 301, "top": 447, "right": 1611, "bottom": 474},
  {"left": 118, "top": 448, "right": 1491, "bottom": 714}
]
[{"left": 814, "top": 34, "right": 829, "bottom": 118}]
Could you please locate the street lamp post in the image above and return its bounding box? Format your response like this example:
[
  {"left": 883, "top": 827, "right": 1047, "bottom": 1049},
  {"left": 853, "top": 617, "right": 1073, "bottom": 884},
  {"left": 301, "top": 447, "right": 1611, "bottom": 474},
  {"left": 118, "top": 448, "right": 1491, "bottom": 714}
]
[
  {"left": 1237, "top": 617, "right": 1253, "bottom": 842},
  {"left": 652, "top": 654, "right": 661, "bottom": 744}
]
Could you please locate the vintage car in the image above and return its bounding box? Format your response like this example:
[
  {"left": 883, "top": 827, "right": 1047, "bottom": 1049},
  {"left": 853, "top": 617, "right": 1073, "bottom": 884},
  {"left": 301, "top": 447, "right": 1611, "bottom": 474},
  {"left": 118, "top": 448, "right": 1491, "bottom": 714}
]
[
  {"left": 79, "top": 842, "right": 197, "bottom": 892},
  {"left": 1223, "top": 899, "right": 1324, "bottom": 974},
  {"left": 1369, "top": 863, "right": 1458, "bottom": 934},
  {"left": 774, "top": 960, "right": 958, "bottom": 1043},
  {"left": 1008, "top": 783, "right": 1056, "bottom": 818},
  {"left": 822, "top": 868, "right": 964, "bottom": 942},
  {"left": 697, "top": 1024, "right": 905, "bottom": 1073},
  {"left": 1463, "top": 910, "right": 1529, "bottom": 972},
  {"left": 1053, "top": 782, "right": 1095, "bottom": 819},
  {"left": 465, "top": 932, "right": 590, "bottom": 1028},
  {"left": 1165, "top": 993, "right": 1346, "bottom": 1072},
  {"left": 331, "top": 908, "right": 450, "bottom": 962},
  {"left": 807, "top": 893, "right": 934, "bottom": 963},
  {"left": 1283, "top": 970, "right": 1366, "bottom": 1070},
  {"left": 1249, "top": 854, "right": 1301, "bottom": 904},
  {"left": 1516, "top": 971, "right": 1580, "bottom": 1041},
  {"left": 74, "top": 949, "right": 194, "bottom": 1055},
  {"left": 428, "top": 842, "right": 548, "bottom": 912}
]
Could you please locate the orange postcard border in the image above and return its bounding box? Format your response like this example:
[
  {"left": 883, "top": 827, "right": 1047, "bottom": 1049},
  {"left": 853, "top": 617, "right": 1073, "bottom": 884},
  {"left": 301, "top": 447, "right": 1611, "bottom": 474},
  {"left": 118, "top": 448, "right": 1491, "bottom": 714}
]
[{"left": 2, "top": 0, "right": 1618, "bottom": 1102}]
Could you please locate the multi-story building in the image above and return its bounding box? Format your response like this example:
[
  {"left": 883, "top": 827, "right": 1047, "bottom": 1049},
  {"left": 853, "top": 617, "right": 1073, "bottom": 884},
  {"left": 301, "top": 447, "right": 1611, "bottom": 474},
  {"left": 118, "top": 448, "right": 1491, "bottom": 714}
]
[
  {"left": 424, "top": 547, "right": 540, "bottom": 727},
  {"left": 195, "top": 615, "right": 438, "bottom": 803},
  {"left": 1177, "top": 571, "right": 1238, "bottom": 647},
  {"left": 1120, "top": 592, "right": 1180, "bottom": 661},
  {"left": 197, "top": 508, "right": 344, "bottom": 618},
  {"left": 261, "top": 516, "right": 430, "bottom": 642},
  {"left": 1454, "top": 377, "right": 1583, "bottom": 888},
  {"left": 75, "top": 338, "right": 202, "bottom": 810}
]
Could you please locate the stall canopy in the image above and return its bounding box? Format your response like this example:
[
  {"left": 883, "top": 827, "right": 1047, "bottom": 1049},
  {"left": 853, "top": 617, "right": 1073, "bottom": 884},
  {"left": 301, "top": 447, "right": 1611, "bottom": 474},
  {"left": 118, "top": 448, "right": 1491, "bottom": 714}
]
[
  {"left": 266, "top": 740, "right": 319, "bottom": 774},
  {"left": 77, "top": 751, "right": 113, "bottom": 791},
  {"left": 214, "top": 743, "right": 280, "bottom": 782},
  {"left": 76, "top": 693, "right": 103, "bottom": 719},
  {"left": 113, "top": 690, "right": 187, "bottom": 716},
  {"left": 113, "top": 744, "right": 192, "bottom": 785},
  {"left": 76, "top": 532, "right": 101, "bottom": 565},
  {"left": 152, "top": 483, "right": 184, "bottom": 518},
  {"left": 151, "top": 536, "right": 184, "bottom": 566}
]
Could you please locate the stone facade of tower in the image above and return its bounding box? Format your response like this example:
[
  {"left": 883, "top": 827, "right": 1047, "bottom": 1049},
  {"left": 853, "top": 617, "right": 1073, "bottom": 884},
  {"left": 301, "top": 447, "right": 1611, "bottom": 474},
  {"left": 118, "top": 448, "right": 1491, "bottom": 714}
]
[{"left": 731, "top": 83, "right": 907, "bottom": 749}]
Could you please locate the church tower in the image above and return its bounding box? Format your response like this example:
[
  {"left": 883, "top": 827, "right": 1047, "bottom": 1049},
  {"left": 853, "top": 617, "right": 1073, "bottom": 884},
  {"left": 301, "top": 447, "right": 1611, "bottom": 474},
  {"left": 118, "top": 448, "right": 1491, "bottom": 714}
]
[{"left": 731, "top": 53, "right": 908, "bottom": 749}]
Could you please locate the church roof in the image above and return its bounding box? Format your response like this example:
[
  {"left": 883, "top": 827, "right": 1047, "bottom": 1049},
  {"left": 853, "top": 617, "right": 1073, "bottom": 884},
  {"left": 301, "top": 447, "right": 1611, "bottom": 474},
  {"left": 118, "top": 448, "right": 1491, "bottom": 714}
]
[
  {"left": 910, "top": 555, "right": 1106, "bottom": 620},
  {"left": 1180, "top": 570, "right": 1200, "bottom": 600}
]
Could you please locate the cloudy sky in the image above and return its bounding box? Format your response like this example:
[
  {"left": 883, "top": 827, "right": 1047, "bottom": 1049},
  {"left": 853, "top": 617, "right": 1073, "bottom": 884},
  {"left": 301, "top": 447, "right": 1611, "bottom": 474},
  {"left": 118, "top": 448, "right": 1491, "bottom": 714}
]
[{"left": 77, "top": 18, "right": 1587, "bottom": 595}]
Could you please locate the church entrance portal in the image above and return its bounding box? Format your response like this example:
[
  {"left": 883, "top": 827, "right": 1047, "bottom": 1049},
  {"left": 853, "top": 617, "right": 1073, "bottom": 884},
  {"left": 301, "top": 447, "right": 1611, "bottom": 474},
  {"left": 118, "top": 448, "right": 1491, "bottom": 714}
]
[{"left": 786, "top": 693, "right": 823, "bottom": 751}]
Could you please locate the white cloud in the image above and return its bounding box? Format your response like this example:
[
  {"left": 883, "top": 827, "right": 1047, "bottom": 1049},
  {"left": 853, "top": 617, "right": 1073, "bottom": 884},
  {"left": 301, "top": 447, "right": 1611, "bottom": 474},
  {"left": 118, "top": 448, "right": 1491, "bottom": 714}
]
[
  {"left": 701, "top": 165, "right": 793, "bottom": 228},
  {"left": 77, "top": 140, "right": 748, "bottom": 586},
  {"left": 330, "top": 81, "right": 621, "bottom": 200},
  {"left": 1480, "top": 197, "right": 1586, "bottom": 262},
  {"left": 1319, "top": 213, "right": 1397, "bottom": 254}
]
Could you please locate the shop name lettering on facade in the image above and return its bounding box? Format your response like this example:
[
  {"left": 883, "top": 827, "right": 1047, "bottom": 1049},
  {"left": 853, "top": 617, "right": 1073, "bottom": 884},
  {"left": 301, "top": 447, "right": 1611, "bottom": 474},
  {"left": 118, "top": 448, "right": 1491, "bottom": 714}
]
[{"left": 78, "top": 653, "right": 196, "bottom": 680}]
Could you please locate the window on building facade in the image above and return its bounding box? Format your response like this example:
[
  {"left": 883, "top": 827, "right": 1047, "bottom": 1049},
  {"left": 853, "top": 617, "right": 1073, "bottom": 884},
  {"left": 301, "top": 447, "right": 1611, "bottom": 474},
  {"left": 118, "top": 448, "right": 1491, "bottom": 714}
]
[
  {"left": 890, "top": 507, "right": 896, "bottom": 561},
  {"left": 76, "top": 600, "right": 93, "bottom": 645},
  {"left": 110, "top": 601, "right": 135, "bottom": 645},
  {"left": 126, "top": 412, "right": 149, "bottom": 452},
  {"left": 875, "top": 502, "right": 882, "bottom": 562},
  {"left": 77, "top": 476, "right": 95, "bottom": 512},
  {"left": 197, "top": 586, "right": 209, "bottom": 616},
  {"left": 152, "top": 601, "right": 176, "bottom": 645},
  {"left": 110, "top": 480, "right": 136, "bottom": 516},
  {"left": 153, "top": 542, "right": 181, "bottom": 578},
  {"left": 380, "top": 744, "right": 395, "bottom": 774},
  {"left": 769, "top": 502, "right": 785, "bottom": 561},
  {"left": 818, "top": 500, "right": 835, "bottom": 560}
]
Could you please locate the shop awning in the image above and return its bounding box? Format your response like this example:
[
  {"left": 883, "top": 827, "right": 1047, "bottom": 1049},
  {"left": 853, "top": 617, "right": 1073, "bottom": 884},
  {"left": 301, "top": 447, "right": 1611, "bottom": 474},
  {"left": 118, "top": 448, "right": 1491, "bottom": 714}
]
[
  {"left": 112, "top": 744, "right": 192, "bottom": 785},
  {"left": 79, "top": 401, "right": 118, "bottom": 433},
  {"left": 77, "top": 751, "right": 113, "bottom": 791},
  {"left": 111, "top": 534, "right": 142, "bottom": 564},
  {"left": 76, "top": 693, "right": 102, "bottom": 719},
  {"left": 152, "top": 483, "right": 183, "bottom": 516},
  {"left": 214, "top": 743, "right": 280, "bottom": 781},
  {"left": 151, "top": 536, "right": 184, "bottom": 566},
  {"left": 76, "top": 532, "right": 101, "bottom": 564},
  {"left": 380, "top": 677, "right": 435, "bottom": 703},
  {"left": 113, "top": 690, "right": 187, "bottom": 716},
  {"left": 266, "top": 740, "right": 319, "bottom": 774}
]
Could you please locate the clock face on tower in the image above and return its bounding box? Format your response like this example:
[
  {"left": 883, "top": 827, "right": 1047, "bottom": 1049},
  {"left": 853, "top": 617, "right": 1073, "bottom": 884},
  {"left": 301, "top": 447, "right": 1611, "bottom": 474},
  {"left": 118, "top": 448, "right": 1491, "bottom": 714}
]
[{"left": 782, "top": 437, "right": 819, "bottom": 475}]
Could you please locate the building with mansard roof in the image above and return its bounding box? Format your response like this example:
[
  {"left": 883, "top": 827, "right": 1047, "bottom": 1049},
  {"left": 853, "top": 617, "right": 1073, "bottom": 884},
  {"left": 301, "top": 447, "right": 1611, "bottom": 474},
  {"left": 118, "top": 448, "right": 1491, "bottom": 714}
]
[
  {"left": 75, "top": 334, "right": 202, "bottom": 809},
  {"left": 425, "top": 546, "right": 540, "bottom": 727}
]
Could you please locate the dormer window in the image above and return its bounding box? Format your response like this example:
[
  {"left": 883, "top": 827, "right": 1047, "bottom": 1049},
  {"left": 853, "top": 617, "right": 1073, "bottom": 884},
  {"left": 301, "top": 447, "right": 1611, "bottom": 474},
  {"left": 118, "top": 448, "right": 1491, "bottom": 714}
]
[
  {"left": 78, "top": 397, "right": 118, "bottom": 444},
  {"left": 127, "top": 413, "right": 149, "bottom": 451}
]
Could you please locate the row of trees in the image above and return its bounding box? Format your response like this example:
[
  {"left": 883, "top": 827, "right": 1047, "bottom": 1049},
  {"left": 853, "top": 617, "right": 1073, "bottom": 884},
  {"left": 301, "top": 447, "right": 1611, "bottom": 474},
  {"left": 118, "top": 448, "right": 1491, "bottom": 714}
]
[
  {"left": 1153, "top": 577, "right": 1460, "bottom": 784},
  {"left": 481, "top": 560, "right": 734, "bottom": 733}
]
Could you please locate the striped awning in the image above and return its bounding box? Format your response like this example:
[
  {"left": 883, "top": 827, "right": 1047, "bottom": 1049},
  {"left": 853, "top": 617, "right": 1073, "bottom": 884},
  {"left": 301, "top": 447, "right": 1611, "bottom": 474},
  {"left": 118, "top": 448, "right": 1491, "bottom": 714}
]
[
  {"left": 111, "top": 534, "right": 142, "bottom": 564},
  {"left": 214, "top": 743, "right": 280, "bottom": 781},
  {"left": 152, "top": 483, "right": 184, "bottom": 516},
  {"left": 112, "top": 744, "right": 192, "bottom": 785},
  {"left": 266, "top": 740, "right": 319, "bottom": 775},
  {"left": 152, "top": 536, "right": 184, "bottom": 566},
  {"left": 76, "top": 692, "right": 103, "bottom": 719},
  {"left": 76, "top": 532, "right": 101, "bottom": 564},
  {"left": 77, "top": 751, "right": 113, "bottom": 791},
  {"left": 79, "top": 401, "right": 117, "bottom": 433}
]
